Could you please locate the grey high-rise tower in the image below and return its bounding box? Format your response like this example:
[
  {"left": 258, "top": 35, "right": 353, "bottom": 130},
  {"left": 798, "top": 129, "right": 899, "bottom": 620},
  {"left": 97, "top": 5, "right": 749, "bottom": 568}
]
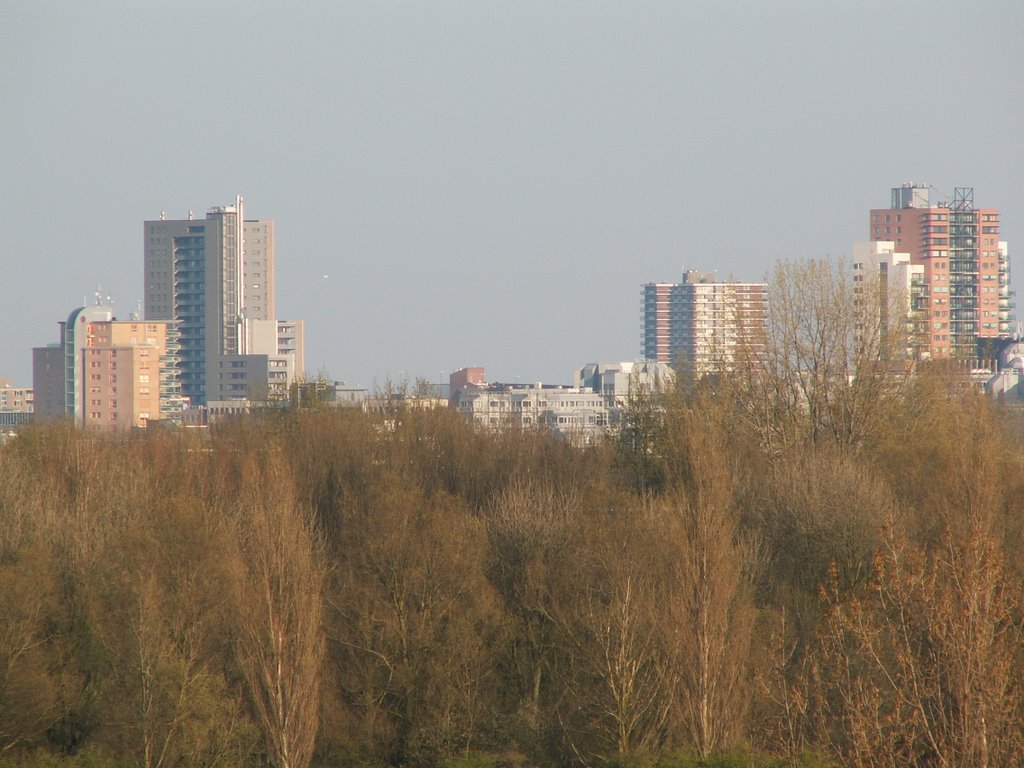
[{"left": 144, "top": 197, "right": 276, "bottom": 406}]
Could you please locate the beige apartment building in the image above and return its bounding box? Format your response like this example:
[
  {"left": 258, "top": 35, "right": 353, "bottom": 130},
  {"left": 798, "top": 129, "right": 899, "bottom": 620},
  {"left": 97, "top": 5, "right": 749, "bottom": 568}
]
[
  {"left": 33, "top": 307, "right": 182, "bottom": 429},
  {"left": 0, "top": 378, "right": 33, "bottom": 413},
  {"left": 81, "top": 320, "right": 172, "bottom": 429}
]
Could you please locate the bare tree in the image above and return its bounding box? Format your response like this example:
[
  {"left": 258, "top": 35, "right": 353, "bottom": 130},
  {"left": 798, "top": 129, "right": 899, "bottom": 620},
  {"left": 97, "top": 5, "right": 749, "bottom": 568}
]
[
  {"left": 814, "top": 515, "right": 1023, "bottom": 768},
  {"left": 329, "top": 481, "right": 498, "bottom": 765},
  {"left": 735, "top": 257, "right": 911, "bottom": 452},
  {"left": 234, "top": 457, "right": 325, "bottom": 768},
  {"left": 483, "top": 478, "right": 572, "bottom": 731},
  {"left": 659, "top": 400, "right": 758, "bottom": 758},
  {"left": 753, "top": 608, "right": 814, "bottom": 768},
  {"left": 125, "top": 570, "right": 212, "bottom": 768},
  {"left": 550, "top": 507, "right": 674, "bottom": 763},
  {"left": 82, "top": 487, "right": 256, "bottom": 768},
  {"left": 0, "top": 546, "right": 60, "bottom": 754},
  {"left": 750, "top": 445, "right": 897, "bottom": 634}
]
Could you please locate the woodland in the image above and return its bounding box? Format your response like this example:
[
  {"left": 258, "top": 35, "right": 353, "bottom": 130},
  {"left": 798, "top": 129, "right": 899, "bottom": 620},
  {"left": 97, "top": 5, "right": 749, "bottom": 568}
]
[{"left": 2, "top": 259, "right": 1024, "bottom": 768}]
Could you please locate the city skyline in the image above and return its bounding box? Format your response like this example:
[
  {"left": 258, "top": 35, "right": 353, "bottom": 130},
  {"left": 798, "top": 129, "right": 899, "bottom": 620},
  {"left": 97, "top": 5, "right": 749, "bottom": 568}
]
[{"left": 3, "top": 1, "right": 1022, "bottom": 388}]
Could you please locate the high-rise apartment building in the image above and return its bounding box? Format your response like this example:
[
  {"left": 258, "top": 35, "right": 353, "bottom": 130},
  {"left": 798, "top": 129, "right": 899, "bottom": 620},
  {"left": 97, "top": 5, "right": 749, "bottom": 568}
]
[
  {"left": 33, "top": 304, "right": 114, "bottom": 422},
  {"left": 852, "top": 241, "right": 927, "bottom": 359},
  {"left": 869, "top": 184, "right": 1010, "bottom": 359},
  {"left": 32, "top": 305, "right": 183, "bottom": 429},
  {"left": 642, "top": 271, "right": 767, "bottom": 374},
  {"left": 80, "top": 320, "right": 174, "bottom": 429},
  {"left": 144, "top": 198, "right": 303, "bottom": 407},
  {"left": 32, "top": 346, "right": 64, "bottom": 421}
]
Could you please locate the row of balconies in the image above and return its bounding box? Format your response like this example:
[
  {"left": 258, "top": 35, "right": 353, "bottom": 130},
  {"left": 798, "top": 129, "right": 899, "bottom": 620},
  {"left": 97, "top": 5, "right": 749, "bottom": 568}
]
[{"left": 948, "top": 278, "right": 979, "bottom": 288}]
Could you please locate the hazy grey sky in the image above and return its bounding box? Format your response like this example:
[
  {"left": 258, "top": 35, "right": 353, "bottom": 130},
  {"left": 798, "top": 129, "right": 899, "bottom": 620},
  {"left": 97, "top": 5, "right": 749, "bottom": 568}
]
[{"left": 3, "top": 0, "right": 1023, "bottom": 388}]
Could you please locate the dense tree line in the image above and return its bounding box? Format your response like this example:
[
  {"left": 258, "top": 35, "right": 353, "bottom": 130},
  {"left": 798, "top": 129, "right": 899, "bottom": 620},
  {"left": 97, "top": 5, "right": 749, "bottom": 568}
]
[{"left": 3, "top": 260, "right": 1024, "bottom": 768}]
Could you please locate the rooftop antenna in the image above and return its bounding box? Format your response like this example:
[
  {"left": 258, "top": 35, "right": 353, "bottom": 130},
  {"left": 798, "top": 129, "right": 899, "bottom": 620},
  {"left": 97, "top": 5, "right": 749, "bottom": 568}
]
[
  {"left": 94, "top": 285, "right": 112, "bottom": 310},
  {"left": 929, "top": 184, "right": 951, "bottom": 207}
]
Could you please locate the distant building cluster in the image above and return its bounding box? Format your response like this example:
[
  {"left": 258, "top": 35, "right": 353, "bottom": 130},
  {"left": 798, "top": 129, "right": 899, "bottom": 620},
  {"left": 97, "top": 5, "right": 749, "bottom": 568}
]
[
  {"left": 2, "top": 183, "right": 1020, "bottom": 433},
  {"left": 449, "top": 361, "right": 673, "bottom": 442},
  {"left": 642, "top": 183, "right": 1015, "bottom": 395},
  {"left": 0, "top": 377, "right": 33, "bottom": 431},
  {"left": 32, "top": 307, "right": 183, "bottom": 429},
  {"left": 280, "top": 361, "right": 674, "bottom": 443},
  {"left": 24, "top": 197, "right": 306, "bottom": 430},
  {"left": 866, "top": 183, "right": 1010, "bottom": 360}
]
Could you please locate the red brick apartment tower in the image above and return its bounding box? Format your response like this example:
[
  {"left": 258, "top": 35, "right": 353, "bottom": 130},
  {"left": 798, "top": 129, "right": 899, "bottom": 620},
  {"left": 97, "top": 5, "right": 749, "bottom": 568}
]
[
  {"left": 870, "top": 183, "right": 1008, "bottom": 359},
  {"left": 448, "top": 367, "right": 486, "bottom": 407}
]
